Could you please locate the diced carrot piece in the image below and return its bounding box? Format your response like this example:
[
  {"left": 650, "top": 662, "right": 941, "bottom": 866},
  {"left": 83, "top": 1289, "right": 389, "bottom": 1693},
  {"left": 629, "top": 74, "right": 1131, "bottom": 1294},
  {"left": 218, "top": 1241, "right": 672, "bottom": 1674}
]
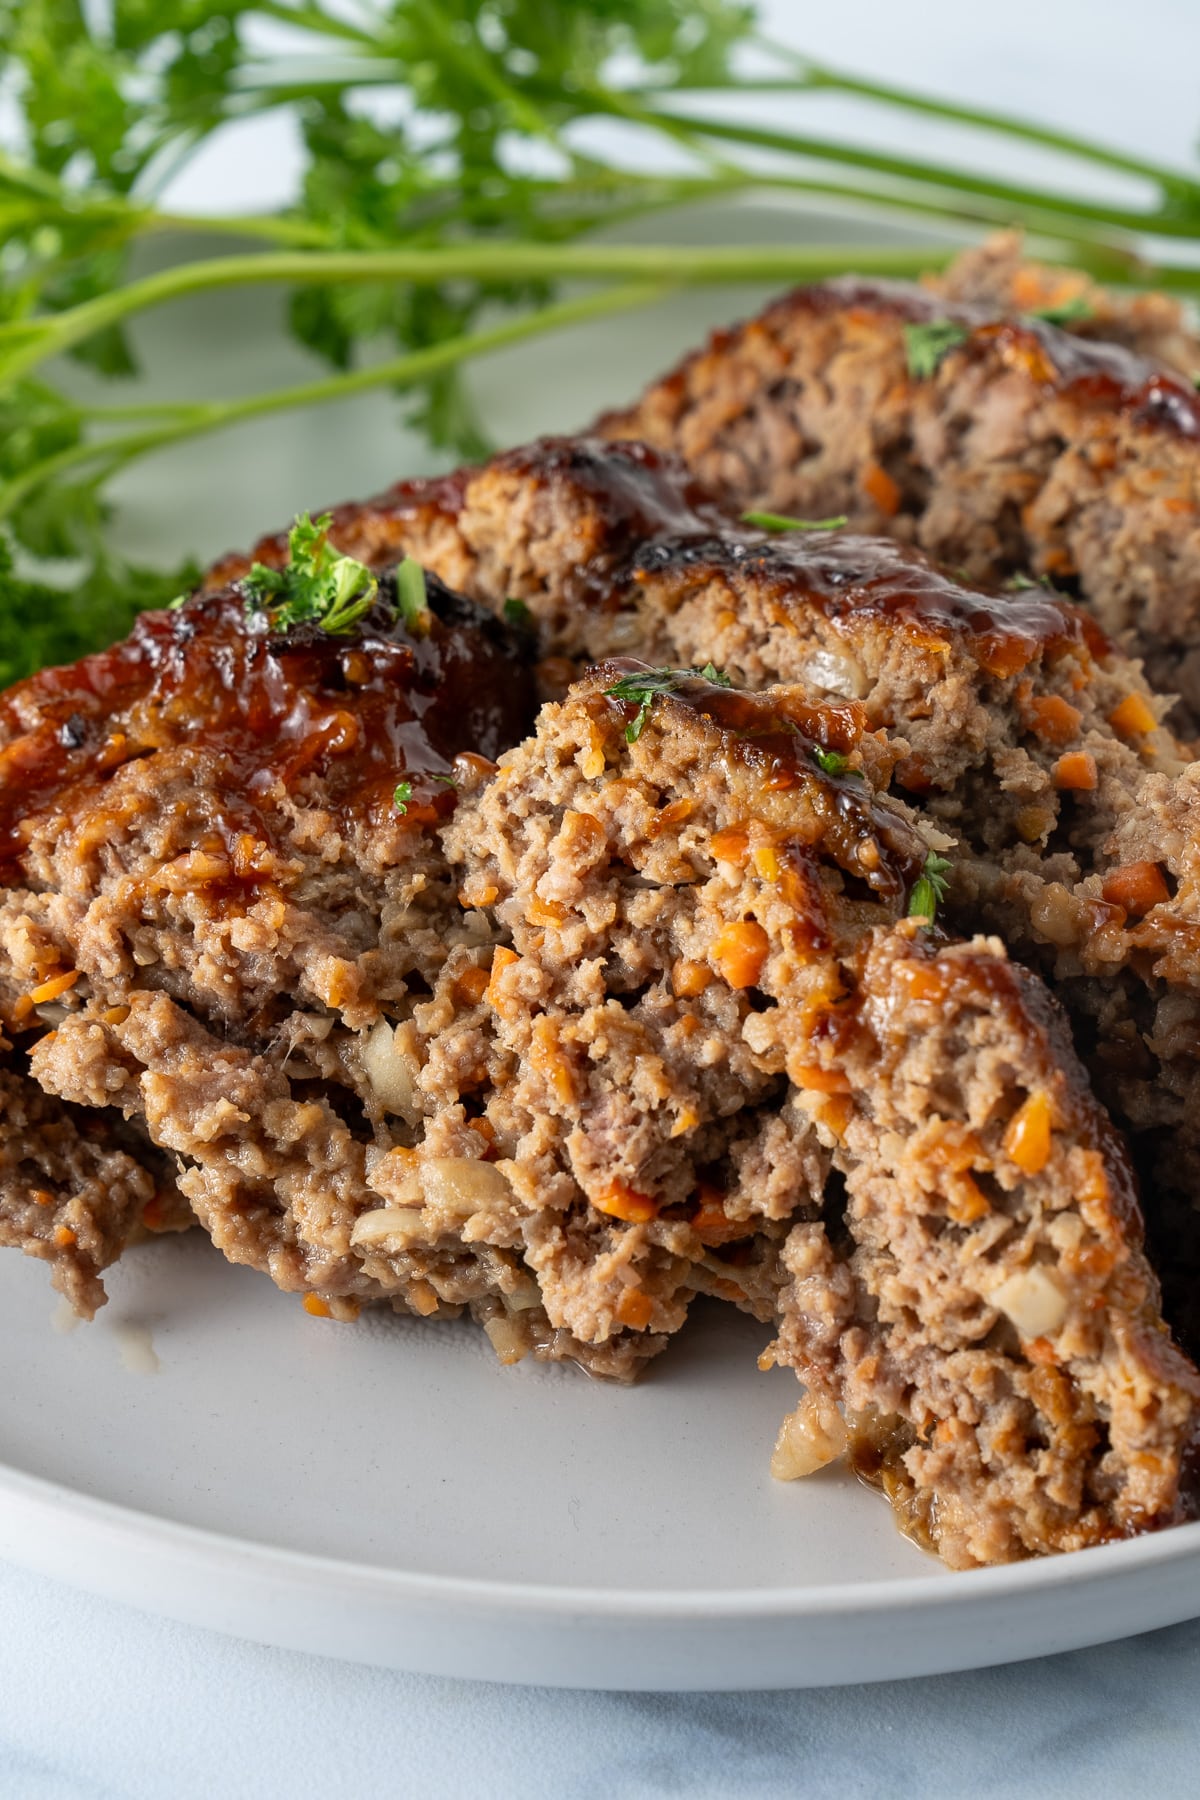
[
  {"left": 527, "top": 894, "right": 567, "bottom": 927},
  {"left": 1101, "top": 861, "right": 1170, "bottom": 917},
  {"left": 818, "top": 1094, "right": 853, "bottom": 1139},
  {"left": 29, "top": 970, "right": 79, "bottom": 1005},
  {"left": 616, "top": 1288, "right": 655, "bottom": 1330},
  {"left": 530, "top": 1015, "right": 577, "bottom": 1104},
  {"left": 899, "top": 963, "right": 945, "bottom": 1002},
  {"left": 31, "top": 1189, "right": 54, "bottom": 1208},
  {"left": 1108, "top": 693, "right": 1158, "bottom": 737},
  {"left": 709, "top": 920, "right": 769, "bottom": 989},
  {"left": 11, "top": 994, "right": 33, "bottom": 1024},
  {"left": 671, "top": 957, "right": 712, "bottom": 998},
  {"left": 455, "top": 965, "right": 491, "bottom": 1006},
  {"left": 792, "top": 1065, "right": 852, "bottom": 1095},
  {"left": 710, "top": 827, "right": 750, "bottom": 865},
  {"left": 303, "top": 1294, "right": 332, "bottom": 1318},
  {"left": 945, "top": 1173, "right": 990, "bottom": 1224},
  {"left": 1004, "top": 1091, "right": 1054, "bottom": 1175},
  {"left": 53, "top": 1225, "right": 76, "bottom": 1249},
  {"left": 862, "top": 460, "right": 901, "bottom": 516},
  {"left": 484, "top": 946, "right": 519, "bottom": 1004},
  {"left": 976, "top": 634, "right": 1034, "bottom": 680},
  {"left": 1053, "top": 751, "right": 1098, "bottom": 791},
  {"left": 1024, "top": 694, "right": 1082, "bottom": 745},
  {"left": 594, "top": 1183, "right": 659, "bottom": 1224},
  {"left": 752, "top": 844, "right": 781, "bottom": 882}
]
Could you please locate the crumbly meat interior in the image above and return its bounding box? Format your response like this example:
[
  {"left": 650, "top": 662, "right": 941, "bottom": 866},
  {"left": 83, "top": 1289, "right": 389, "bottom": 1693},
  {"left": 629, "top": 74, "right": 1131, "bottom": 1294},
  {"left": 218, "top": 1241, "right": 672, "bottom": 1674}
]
[
  {"left": 447, "top": 664, "right": 1200, "bottom": 1567},
  {"left": 596, "top": 274, "right": 1200, "bottom": 726},
  {"left": 223, "top": 435, "right": 1200, "bottom": 1344}
]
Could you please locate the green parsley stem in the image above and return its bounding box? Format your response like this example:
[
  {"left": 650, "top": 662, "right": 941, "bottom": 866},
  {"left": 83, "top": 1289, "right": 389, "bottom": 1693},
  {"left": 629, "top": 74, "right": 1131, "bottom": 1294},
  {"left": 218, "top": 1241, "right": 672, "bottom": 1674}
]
[{"left": 0, "top": 281, "right": 669, "bottom": 525}]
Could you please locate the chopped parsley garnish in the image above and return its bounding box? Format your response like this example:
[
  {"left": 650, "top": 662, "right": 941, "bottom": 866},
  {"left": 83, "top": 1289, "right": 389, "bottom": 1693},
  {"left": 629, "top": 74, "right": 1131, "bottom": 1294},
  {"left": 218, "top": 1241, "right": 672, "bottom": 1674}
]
[
  {"left": 604, "top": 663, "right": 732, "bottom": 743},
  {"left": 742, "top": 510, "right": 849, "bottom": 533},
  {"left": 1004, "top": 572, "right": 1063, "bottom": 595},
  {"left": 813, "top": 747, "right": 852, "bottom": 777},
  {"left": 242, "top": 514, "right": 378, "bottom": 635},
  {"left": 503, "top": 597, "right": 532, "bottom": 625},
  {"left": 903, "top": 320, "right": 970, "bottom": 379},
  {"left": 907, "top": 851, "right": 952, "bottom": 925},
  {"left": 432, "top": 773, "right": 458, "bottom": 787},
  {"left": 395, "top": 556, "right": 432, "bottom": 633},
  {"left": 1029, "top": 297, "right": 1093, "bottom": 327},
  {"left": 393, "top": 781, "right": 413, "bottom": 815}
]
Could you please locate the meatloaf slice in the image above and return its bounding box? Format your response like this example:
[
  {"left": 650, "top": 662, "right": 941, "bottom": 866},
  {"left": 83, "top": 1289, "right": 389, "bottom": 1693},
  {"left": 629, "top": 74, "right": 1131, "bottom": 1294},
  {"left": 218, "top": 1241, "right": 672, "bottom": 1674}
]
[
  {"left": 219, "top": 437, "right": 1200, "bottom": 1266},
  {"left": 596, "top": 278, "right": 1200, "bottom": 723},
  {"left": 930, "top": 231, "right": 1200, "bottom": 376},
  {"left": 0, "top": 1060, "right": 190, "bottom": 1316},
  {"left": 442, "top": 660, "right": 1200, "bottom": 1565}
]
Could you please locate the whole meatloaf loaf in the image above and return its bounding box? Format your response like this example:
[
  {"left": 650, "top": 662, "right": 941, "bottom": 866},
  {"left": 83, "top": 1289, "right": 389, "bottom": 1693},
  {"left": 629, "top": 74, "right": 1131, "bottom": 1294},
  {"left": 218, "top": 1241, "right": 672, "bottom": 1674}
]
[
  {"left": 225, "top": 436, "right": 1200, "bottom": 1328},
  {"left": 597, "top": 275, "right": 1200, "bottom": 725}
]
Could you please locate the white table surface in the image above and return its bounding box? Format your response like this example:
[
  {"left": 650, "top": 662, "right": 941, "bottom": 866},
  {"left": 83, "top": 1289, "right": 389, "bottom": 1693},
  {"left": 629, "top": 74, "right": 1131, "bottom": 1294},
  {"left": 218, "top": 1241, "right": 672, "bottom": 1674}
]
[{"left": 5, "top": 2, "right": 1200, "bottom": 1793}]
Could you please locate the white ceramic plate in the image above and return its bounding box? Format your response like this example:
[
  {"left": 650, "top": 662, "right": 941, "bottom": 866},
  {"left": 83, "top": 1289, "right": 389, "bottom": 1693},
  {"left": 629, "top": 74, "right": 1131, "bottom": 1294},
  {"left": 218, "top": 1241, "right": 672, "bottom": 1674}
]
[{"left": 7, "top": 201, "right": 1200, "bottom": 1689}]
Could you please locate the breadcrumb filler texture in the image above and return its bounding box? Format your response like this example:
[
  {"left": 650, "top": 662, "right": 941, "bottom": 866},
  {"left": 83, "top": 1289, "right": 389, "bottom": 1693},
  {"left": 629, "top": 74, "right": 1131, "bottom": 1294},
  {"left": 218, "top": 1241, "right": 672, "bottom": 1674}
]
[{"left": 6, "top": 241, "right": 1200, "bottom": 1566}]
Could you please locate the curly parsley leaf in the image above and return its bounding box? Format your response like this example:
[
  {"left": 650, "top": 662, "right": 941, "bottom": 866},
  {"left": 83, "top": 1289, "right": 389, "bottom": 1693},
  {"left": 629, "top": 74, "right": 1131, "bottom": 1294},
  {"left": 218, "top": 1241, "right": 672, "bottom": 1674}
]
[
  {"left": 242, "top": 512, "right": 378, "bottom": 635},
  {"left": 393, "top": 780, "right": 412, "bottom": 814},
  {"left": 812, "top": 746, "right": 851, "bottom": 776},
  {"left": 604, "top": 662, "right": 732, "bottom": 743},
  {"left": 903, "top": 320, "right": 969, "bottom": 379},
  {"left": 742, "top": 510, "right": 849, "bottom": 532},
  {"left": 1029, "top": 297, "right": 1093, "bottom": 327},
  {"left": 907, "top": 850, "right": 953, "bottom": 925}
]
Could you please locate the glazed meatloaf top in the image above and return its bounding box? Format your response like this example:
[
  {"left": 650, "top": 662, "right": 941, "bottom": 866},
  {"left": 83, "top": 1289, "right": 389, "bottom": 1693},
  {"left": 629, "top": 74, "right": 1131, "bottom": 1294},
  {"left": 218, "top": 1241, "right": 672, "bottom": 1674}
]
[{"left": 597, "top": 275, "right": 1200, "bottom": 726}]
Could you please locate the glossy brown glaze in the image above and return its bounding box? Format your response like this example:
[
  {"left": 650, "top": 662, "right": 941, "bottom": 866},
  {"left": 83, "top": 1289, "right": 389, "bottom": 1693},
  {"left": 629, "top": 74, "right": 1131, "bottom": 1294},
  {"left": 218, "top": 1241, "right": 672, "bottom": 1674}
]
[
  {"left": 632, "top": 529, "right": 1107, "bottom": 680},
  {"left": 0, "top": 572, "right": 536, "bottom": 880},
  {"left": 592, "top": 658, "right": 927, "bottom": 905},
  {"left": 768, "top": 279, "right": 1200, "bottom": 441}
]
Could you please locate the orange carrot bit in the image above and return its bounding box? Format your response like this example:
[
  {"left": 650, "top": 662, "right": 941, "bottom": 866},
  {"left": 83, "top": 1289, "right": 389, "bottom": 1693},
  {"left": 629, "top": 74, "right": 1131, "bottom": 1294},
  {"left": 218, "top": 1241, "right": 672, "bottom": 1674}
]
[
  {"left": 1052, "top": 751, "right": 1098, "bottom": 791},
  {"left": 1101, "top": 861, "right": 1171, "bottom": 918},
  {"left": 457, "top": 882, "right": 499, "bottom": 909},
  {"left": 709, "top": 826, "right": 750, "bottom": 866},
  {"left": 616, "top": 1287, "right": 655, "bottom": 1330},
  {"left": 52, "top": 1225, "right": 76, "bottom": 1249},
  {"left": 817, "top": 1094, "right": 853, "bottom": 1140},
  {"left": 29, "top": 969, "right": 79, "bottom": 1005},
  {"left": 593, "top": 1182, "right": 659, "bottom": 1224},
  {"left": 945, "top": 1173, "right": 990, "bottom": 1225},
  {"left": 527, "top": 894, "right": 567, "bottom": 927},
  {"left": 530, "top": 1015, "right": 577, "bottom": 1105},
  {"left": 1108, "top": 693, "right": 1158, "bottom": 737},
  {"left": 484, "top": 945, "right": 519, "bottom": 1004},
  {"left": 454, "top": 965, "right": 491, "bottom": 1007},
  {"left": 791, "top": 1065, "right": 851, "bottom": 1095},
  {"left": 671, "top": 957, "right": 713, "bottom": 999},
  {"left": 303, "top": 1294, "right": 332, "bottom": 1318},
  {"left": 1004, "top": 1090, "right": 1054, "bottom": 1176},
  {"left": 898, "top": 962, "right": 946, "bottom": 1003},
  {"left": 141, "top": 1195, "right": 169, "bottom": 1233},
  {"left": 862, "top": 460, "right": 901, "bottom": 517},
  {"left": 708, "top": 920, "right": 769, "bottom": 990},
  {"left": 1023, "top": 693, "right": 1083, "bottom": 746},
  {"left": 11, "top": 994, "right": 34, "bottom": 1024}
]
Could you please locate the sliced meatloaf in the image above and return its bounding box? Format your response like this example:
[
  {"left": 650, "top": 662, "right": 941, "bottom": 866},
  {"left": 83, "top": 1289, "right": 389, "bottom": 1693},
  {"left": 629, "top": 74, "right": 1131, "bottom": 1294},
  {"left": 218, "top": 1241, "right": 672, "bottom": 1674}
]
[
  {"left": 596, "top": 278, "right": 1200, "bottom": 724},
  {"left": 930, "top": 232, "right": 1200, "bottom": 376},
  {"left": 219, "top": 437, "right": 1200, "bottom": 1288},
  {"left": 444, "top": 660, "right": 1200, "bottom": 1567},
  {"left": 0, "top": 1060, "right": 190, "bottom": 1316}
]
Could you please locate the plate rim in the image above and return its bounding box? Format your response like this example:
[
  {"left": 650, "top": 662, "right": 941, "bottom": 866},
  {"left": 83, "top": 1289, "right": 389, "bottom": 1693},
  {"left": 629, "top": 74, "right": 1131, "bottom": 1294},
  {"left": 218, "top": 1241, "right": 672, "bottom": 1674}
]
[{"left": 4, "top": 1451, "right": 1200, "bottom": 1621}]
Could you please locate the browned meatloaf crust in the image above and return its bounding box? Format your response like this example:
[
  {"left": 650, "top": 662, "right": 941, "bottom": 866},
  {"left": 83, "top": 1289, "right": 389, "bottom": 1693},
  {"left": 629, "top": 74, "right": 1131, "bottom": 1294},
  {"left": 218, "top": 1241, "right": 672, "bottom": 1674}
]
[
  {"left": 930, "top": 232, "right": 1200, "bottom": 377},
  {"left": 596, "top": 276, "right": 1200, "bottom": 725},
  {"left": 220, "top": 437, "right": 1200, "bottom": 1317}
]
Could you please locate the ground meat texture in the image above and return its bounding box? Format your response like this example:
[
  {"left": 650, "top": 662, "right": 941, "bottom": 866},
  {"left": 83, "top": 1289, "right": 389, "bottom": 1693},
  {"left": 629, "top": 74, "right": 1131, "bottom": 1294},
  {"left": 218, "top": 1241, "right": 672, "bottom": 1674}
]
[
  {"left": 214, "top": 434, "right": 1200, "bottom": 1295},
  {"left": 773, "top": 925, "right": 1200, "bottom": 1568},
  {"left": 596, "top": 276, "right": 1200, "bottom": 726},
  {"left": 0, "top": 1061, "right": 190, "bottom": 1317},
  {"left": 930, "top": 232, "right": 1200, "bottom": 377},
  {"left": 444, "top": 661, "right": 1200, "bottom": 1565}
]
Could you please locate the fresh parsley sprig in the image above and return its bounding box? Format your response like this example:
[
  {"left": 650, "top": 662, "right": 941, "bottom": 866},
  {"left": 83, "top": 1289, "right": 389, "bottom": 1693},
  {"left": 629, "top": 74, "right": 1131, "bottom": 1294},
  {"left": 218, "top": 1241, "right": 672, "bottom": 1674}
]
[
  {"left": 907, "top": 851, "right": 953, "bottom": 925},
  {"left": 604, "top": 663, "right": 733, "bottom": 743},
  {"left": 742, "top": 510, "right": 849, "bottom": 533},
  {"left": 242, "top": 513, "right": 378, "bottom": 634},
  {"left": 903, "top": 320, "right": 970, "bottom": 379}
]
